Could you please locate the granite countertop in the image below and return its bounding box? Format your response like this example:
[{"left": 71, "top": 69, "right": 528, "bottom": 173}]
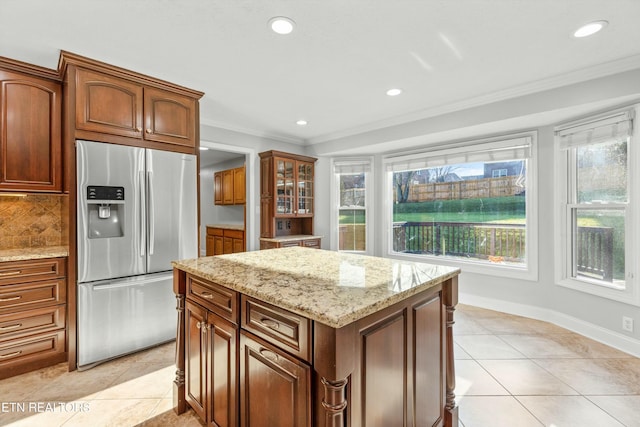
[
  {"left": 0, "top": 246, "right": 69, "bottom": 262},
  {"left": 173, "top": 247, "right": 459, "bottom": 328},
  {"left": 206, "top": 223, "right": 245, "bottom": 231},
  {"left": 260, "top": 235, "right": 322, "bottom": 242}
]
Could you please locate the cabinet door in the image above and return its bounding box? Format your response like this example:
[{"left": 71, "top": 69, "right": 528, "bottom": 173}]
[
  {"left": 206, "top": 236, "right": 214, "bottom": 256},
  {"left": 185, "top": 301, "right": 207, "bottom": 422},
  {"left": 296, "top": 161, "right": 314, "bottom": 216},
  {"left": 223, "top": 237, "right": 234, "bottom": 255},
  {"left": 222, "top": 170, "right": 234, "bottom": 205},
  {"left": 0, "top": 70, "right": 61, "bottom": 192},
  {"left": 240, "top": 332, "right": 311, "bottom": 427},
  {"left": 75, "top": 68, "right": 143, "bottom": 139},
  {"left": 213, "top": 236, "right": 224, "bottom": 256},
  {"left": 232, "top": 238, "right": 244, "bottom": 254},
  {"left": 143, "top": 86, "right": 196, "bottom": 148},
  {"left": 207, "top": 313, "right": 238, "bottom": 427},
  {"left": 233, "top": 167, "right": 246, "bottom": 204},
  {"left": 274, "top": 158, "right": 295, "bottom": 216},
  {"left": 214, "top": 172, "right": 223, "bottom": 205}
]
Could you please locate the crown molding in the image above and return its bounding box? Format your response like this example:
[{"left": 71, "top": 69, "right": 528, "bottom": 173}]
[
  {"left": 306, "top": 54, "right": 640, "bottom": 146},
  {"left": 199, "top": 117, "right": 306, "bottom": 146}
]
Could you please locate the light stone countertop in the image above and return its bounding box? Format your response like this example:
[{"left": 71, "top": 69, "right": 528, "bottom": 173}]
[
  {"left": 0, "top": 246, "right": 69, "bottom": 262},
  {"left": 173, "top": 247, "right": 459, "bottom": 328},
  {"left": 259, "top": 235, "right": 322, "bottom": 242},
  {"left": 206, "top": 224, "right": 245, "bottom": 231}
]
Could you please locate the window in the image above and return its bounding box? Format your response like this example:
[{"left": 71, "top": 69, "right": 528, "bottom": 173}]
[
  {"left": 384, "top": 133, "right": 537, "bottom": 279},
  {"left": 555, "top": 107, "right": 639, "bottom": 304},
  {"left": 492, "top": 168, "right": 508, "bottom": 178},
  {"left": 332, "top": 159, "right": 372, "bottom": 254}
]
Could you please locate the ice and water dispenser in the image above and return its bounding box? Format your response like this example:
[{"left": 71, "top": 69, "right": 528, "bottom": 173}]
[{"left": 86, "top": 185, "right": 125, "bottom": 238}]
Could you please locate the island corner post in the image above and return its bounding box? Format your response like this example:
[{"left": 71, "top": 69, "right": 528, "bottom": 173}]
[{"left": 172, "top": 256, "right": 459, "bottom": 427}]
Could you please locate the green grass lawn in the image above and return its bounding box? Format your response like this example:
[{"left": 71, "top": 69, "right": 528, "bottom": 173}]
[{"left": 392, "top": 196, "right": 526, "bottom": 224}]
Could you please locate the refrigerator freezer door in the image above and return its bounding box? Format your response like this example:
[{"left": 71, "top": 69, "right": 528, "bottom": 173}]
[
  {"left": 77, "top": 140, "right": 146, "bottom": 283},
  {"left": 146, "top": 149, "right": 197, "bottom": 273},
  {"left": 77, "top": 272, "right": 176, "bottom": 367}
]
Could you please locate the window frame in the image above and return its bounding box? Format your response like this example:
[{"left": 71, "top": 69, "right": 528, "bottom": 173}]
[
  {"left": 554, "top": 106, "right": 640, "bottom": 305},
  {"left": 382, "top": 132, "right": 538, "bottom": 281},
  {"left": 330, "top": 157, "right": 374, "bottom": 255}
]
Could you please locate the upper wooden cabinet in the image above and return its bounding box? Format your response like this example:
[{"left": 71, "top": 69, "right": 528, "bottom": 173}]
[
  {"left": 259, "top": 151, "right": 317, "bottom": 238},
  {"left": 214, "top": 166, "right": 245, "bottom": 205},
  {"left": 0, "top": 60, "right": 62, "bottom": 192},
  {"left": 75, "top": 68, "right": 197, "bottom": 148}
]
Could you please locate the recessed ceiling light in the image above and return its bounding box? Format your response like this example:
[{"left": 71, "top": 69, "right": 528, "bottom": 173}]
[
  {"left": 386, "top": 88, "right": 402, "bottom": 96},
  {"left": 573, "top": 20, "right": 608, "bottom": 38},
  {"left": 296, "top": 119, "right": 308, "bottom": 126},
  {"left": 269, "top": 17, "right": 295, "bottom": 35}
]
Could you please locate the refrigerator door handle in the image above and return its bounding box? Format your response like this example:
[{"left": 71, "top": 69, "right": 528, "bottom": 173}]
[
  {"left": 148, "top": 170, "right": 155, "bottom": 255},
  {"left": 139, "top": 171, "right": 146, "bottom": 257}
]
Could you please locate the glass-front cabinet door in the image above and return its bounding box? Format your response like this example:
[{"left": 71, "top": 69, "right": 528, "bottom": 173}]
[
  {"left": 297, "top": 161, "right": 314, "bottom": 216},
  {"left": 275, "top": 158, "right": 295, "bottom": 215}
]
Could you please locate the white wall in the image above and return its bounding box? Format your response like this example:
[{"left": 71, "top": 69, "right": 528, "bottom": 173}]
[
  {"left": 201, "top": 68, "right": 640, "bottom": 355},
  {"left": 308, "top": 68, "right": 640, "bottom": 355}
]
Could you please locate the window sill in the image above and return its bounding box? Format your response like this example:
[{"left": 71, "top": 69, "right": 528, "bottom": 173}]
[
  {"left": 556, "top": 277, "right": 640, "bottom": 306},
  {"left": 387, "top": 251, "right": 538, "bottom": 281}
]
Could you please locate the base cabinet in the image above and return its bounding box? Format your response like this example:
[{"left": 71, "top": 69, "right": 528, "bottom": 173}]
[
  {"left": 240, "top": 332, "right": 311, "bottom": 427},
  {"left": 0, "top": 257, "right": 67, "bottom": 379},
  {"left": 185, "top": 299, "right": 238, "bottom": 427},
  {"left": 206, "top": 227, "right": 245, "bottom": 256},
  {"left": 177, "top": 270, "right": 458, "bottom": 427}
]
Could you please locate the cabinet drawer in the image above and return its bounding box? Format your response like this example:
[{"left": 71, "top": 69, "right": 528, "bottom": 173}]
[
  {"left": 0, "top": 329, "right": 65, "bottom": 372},
  {"left": 224, "top": 229, "right": 244, "bottom": 240},
  {"left": 302, "top": 239, "right": 320, "bottom": 249},
  {"left": 187, "top": 275, "right": 238, "bottom": 324},
  {"left": 280, "top": 240, "right": 301, "bottom": 248},
  {"left": 0, "top": 305, "right": 65, "bottom": 341},
  {"left": 0, "top": 279, "right": 66, "bottom": 313},
  {"left": 207, "top": 227, "right": 224, "bottom": 237},
  {"left": 241, "top": 295, "right": 311, "bottom": 362},
  {"left": 0, "top": 258, "right": 65, "bottom": 286}
]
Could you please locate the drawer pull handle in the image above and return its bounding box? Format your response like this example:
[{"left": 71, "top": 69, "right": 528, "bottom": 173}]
[
  {"left": 260, "top": 318, "right": 280, "bottom": 330},
  {"left": 198, "top": 291, "right": 214, "bottom": 299},
  {"left": 0, "top": 295, "right": 22, "bottom": 302},
  {"left": 0, "top": 350, "right": 22, "bottom": 359},
  {"left": 0, "top": 323, "right": 22, "bottom": 331},
  {"left": 259, "top": 348, "right": 278, "bottom": 362},
  {"left": 0, "top": 271, "right": 20, "bottom": 277}
]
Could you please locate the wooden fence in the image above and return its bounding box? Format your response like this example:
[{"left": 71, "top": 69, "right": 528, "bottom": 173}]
[
  {"left": 393, "top": 222, "right": 614, "bottom": 281},
  {"left": 404, "top": 176, "right": 524, "bottom": 202}
]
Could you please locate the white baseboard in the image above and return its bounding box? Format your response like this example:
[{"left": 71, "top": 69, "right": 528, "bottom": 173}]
[{"left": 459, "top": 292, "right": 640, "bottom": 358}]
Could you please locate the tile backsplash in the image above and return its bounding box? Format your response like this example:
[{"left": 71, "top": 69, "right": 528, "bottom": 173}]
[{"left": 0, "top": 194, "right": 66, "bottom": 250}]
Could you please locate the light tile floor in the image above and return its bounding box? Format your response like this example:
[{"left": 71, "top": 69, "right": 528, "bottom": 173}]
[
  {"left": 0, "top": 304, "right": 638, "bottom": 426},
  {"left": 455, "top": 304, "right": 640, "bottom": 427}
]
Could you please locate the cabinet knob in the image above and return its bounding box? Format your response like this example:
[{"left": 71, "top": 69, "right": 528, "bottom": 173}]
[
  {"left": 146, "top": 128, "right": 152, "bottom": 134},
  {"left": 136, "top": 127, "right": 142, "bottom": 132}
]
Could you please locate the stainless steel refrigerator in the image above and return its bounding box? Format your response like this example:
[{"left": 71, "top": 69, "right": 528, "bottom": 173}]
[{"left": 76, "top": 139, "right": 197, "bottom": 368}]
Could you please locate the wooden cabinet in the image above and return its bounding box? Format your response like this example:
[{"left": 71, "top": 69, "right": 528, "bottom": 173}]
[
  {"left": 259, "top": 237, "right": 321, "bottom": 250},
  {"left": 240, "top": 332, "right": 311, "bottom": 427},
  {"left": 0, "top": 60, "right": 62, "bottom": 192},
  {"left": 259, "top": 151, "right": 317, "bottom": 240},
  {"left": 185, "top": 299, "right": 238, "bottom": 427},
  {"left": 206, "top": 227, "right": 245, "bottom": 256},
  {"left": 0, "top": 257, "right": 67, "bottom": 379},
  {"left": 75, "top": 68, "right": 197, "bottom": 148},
  {"left": 182, "top": 274, "right": 311, "bottom": 427},
  {"left": 214, "top": 166, "right": 245, "bottom": 205}
]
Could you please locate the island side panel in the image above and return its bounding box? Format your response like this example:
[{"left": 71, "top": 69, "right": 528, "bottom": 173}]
[
  {"left": 173, "top": 268, "right": 187, "bottom": 414},
  {"left": 443, "top": 276, "right": 459, "bottom": 427},
  {"left": 314, "top": 281, "right": 456, "bottom": 427}
]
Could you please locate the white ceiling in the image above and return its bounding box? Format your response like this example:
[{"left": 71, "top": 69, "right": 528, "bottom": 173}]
[{"left": 2, "top": 0, "right": 640, "bottom": 146}]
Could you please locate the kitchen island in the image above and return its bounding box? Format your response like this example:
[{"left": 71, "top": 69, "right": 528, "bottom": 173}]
[{"left": 172, "top": 247, "right": 460, "bottom": 427}]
